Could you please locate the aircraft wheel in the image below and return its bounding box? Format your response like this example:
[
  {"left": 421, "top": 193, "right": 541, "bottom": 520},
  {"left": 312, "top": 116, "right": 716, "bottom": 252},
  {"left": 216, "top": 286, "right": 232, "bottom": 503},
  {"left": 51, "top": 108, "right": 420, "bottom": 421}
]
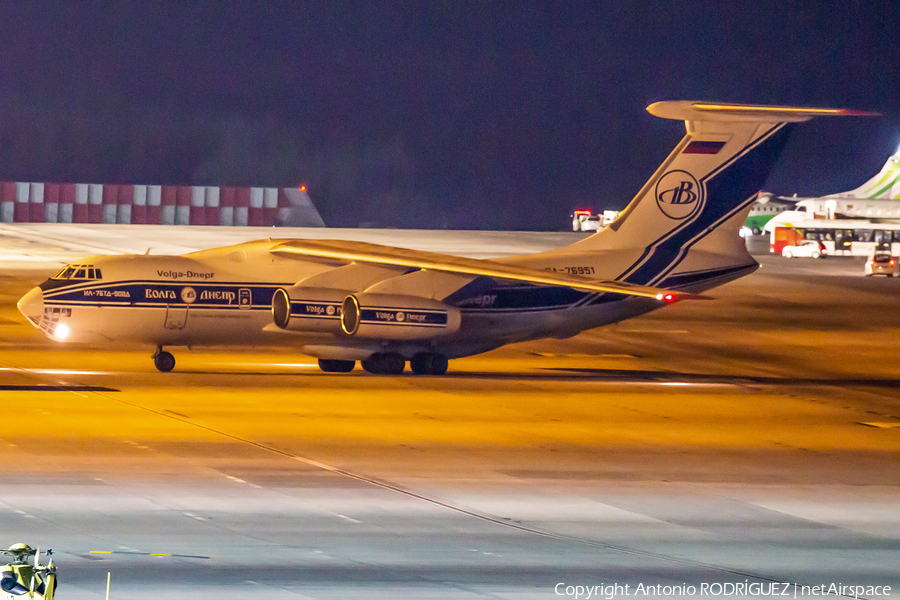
[
  {"left": 362, "top": 353, "right": 405, "bottom": 375},
  {"left": 410, "top": 353, "right": 448, "bottom": 375},
  {"left": 429, "top": 353, "right": 449, "bottom": 375},
  {"left": 410, "top": 353, "right": 430, "bottom": 374},
  {"left": 318, "top": 359, "right": 355, "bottom": 373},
  {"left": 153, "top": 350, "right": 176, "bottom": 373}
]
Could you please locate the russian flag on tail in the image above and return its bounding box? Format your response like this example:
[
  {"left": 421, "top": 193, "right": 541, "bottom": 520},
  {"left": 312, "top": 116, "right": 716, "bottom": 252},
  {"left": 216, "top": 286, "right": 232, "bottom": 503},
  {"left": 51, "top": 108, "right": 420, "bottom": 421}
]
[{"left": 683, "top": 140, "right": 727, "bottom": 154}]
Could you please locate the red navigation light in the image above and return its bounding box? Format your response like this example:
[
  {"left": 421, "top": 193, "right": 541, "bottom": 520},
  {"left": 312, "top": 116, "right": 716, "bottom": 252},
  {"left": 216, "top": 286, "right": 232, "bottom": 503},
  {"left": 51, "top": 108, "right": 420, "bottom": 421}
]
[
  {"left": 655, "top": 293, "right": 677, "bottom": 303},
  {"left": 300, "top": 185, "right": 307, "bottom": 191}
]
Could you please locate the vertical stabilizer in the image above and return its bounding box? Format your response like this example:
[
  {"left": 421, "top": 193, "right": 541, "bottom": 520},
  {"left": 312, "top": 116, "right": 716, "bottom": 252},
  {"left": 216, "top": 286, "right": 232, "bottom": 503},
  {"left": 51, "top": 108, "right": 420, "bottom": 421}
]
[
  {"left": 563, "top": 102, "right": 873, "bottom": 290},
  {"left": 842, "top": 154, "right": 900, "bottom": 199}
]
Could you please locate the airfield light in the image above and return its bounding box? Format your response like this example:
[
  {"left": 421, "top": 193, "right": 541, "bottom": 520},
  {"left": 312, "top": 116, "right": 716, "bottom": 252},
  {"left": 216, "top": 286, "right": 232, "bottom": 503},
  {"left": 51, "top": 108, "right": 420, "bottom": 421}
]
[{"left": 55, "top": 322, "right": 70, "bottom": 341}]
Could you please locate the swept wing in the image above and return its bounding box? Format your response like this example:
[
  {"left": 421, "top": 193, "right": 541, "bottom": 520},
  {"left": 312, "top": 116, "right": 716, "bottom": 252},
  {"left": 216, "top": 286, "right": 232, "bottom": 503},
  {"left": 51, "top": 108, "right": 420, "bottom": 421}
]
[{"left": 269, "top": 239, "right": 702, "bottom": 300}]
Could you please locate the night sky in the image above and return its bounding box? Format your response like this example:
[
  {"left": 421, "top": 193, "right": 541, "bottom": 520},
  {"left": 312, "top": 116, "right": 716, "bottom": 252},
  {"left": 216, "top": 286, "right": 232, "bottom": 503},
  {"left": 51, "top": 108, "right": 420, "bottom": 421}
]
[{"left": 0, "top": 1, "right": 898, "bottom": 229}]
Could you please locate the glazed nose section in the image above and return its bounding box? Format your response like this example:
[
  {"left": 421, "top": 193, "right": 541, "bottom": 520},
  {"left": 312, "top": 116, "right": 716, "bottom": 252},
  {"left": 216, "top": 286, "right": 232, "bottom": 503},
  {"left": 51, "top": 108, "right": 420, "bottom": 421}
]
[{"left": 17, "top": 286, "right": 44, "bottom": 325}]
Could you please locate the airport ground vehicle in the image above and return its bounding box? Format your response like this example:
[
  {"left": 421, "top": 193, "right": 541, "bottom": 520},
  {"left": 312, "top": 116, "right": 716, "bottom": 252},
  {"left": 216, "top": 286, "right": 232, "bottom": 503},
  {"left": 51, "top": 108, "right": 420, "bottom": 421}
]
[
  {"left": 18, "top": 102, "right": 866, "bottom": 374},
  {"left": 571, "top": 210, "right": 600, "bottom": 231},
  {"left": 865, "top": 251, "right": 897, "bottom": 276},
  {"left": 1, "top": 544, "right": 56, "bottom": 600},
  {"left": 781, "top": 240, "right": 826, "bottom": 259},
  {"left": 571, "top": 209, "right": 618, "bottom": 231},
  {"left": 768, "top": 221, "right": 900, "bottom": 256}
]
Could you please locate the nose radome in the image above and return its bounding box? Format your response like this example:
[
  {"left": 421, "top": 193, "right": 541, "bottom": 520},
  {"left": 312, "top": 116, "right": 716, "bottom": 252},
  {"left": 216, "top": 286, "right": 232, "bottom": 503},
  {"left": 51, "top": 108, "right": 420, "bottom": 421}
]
[{"left": 17, "top": 286, "right": 44, "bottom": 325}]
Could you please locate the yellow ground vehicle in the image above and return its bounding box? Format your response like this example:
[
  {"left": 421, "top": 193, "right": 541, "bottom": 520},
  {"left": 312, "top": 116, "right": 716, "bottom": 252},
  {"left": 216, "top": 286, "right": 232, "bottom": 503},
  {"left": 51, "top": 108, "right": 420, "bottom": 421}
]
[{"left": 0, "top": 544, "right": 56, "bottom": 600}]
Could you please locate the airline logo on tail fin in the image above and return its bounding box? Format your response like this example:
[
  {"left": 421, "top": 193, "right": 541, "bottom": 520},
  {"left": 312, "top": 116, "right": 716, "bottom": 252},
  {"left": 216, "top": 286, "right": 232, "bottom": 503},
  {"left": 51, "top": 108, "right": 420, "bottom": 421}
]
[{"left": 655, "top": 170, "right": 704, "bottom": 220}]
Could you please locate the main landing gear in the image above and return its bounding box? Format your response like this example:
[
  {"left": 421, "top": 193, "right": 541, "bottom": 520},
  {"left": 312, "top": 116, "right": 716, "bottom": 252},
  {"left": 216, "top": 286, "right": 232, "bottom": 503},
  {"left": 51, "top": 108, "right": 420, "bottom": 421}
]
[
  {"left": 361, "top": 352, "right": 406, "bottom": 375},
  {"left": 318, "top": 359, "right": 356, "bottom": 373},
  {"left": 357, "top": 352, "right": 450, "bottom": 375},
  {"left": 152, "top": 346, "right": 176, "bottom": 372},
  {"left": 409, "top": 352, "right": 449, "bottom": 375}
]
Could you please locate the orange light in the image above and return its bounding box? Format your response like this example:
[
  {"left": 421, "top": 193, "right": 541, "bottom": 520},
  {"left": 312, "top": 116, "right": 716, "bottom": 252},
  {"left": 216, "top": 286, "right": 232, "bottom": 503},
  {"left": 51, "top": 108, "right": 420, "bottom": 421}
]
[{"left": 692, "top": 103, "right": 877, "bottom": 116}]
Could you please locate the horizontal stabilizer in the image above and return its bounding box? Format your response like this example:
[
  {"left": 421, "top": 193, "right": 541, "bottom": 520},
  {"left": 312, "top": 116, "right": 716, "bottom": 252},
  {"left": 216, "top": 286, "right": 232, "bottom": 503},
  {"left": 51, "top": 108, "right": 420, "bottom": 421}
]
[
  {"left": 648, "top": 101, "right": 878, "bottom": 123},
  {"left": 270, "top": 239, "right": 704, "bottom": 301}
]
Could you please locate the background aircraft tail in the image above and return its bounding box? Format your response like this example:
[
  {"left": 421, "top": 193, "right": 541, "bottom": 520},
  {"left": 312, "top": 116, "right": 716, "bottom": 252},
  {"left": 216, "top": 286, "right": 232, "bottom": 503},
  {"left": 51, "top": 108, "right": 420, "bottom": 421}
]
[
  {"left": 842, "top": 154, "right": 900, "bottom": 199},
  {"left": 565, "top": 102, "right": 864, "bottom": 290}
]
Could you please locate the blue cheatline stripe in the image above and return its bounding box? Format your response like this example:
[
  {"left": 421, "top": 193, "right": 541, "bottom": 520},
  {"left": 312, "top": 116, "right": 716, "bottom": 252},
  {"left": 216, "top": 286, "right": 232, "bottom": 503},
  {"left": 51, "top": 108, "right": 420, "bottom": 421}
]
[
  {"left": 657, "top": 264, "right": 757, "bottom": 288},
  {"left": 43, "top": 281, "right": 290, "bottom": 310}
]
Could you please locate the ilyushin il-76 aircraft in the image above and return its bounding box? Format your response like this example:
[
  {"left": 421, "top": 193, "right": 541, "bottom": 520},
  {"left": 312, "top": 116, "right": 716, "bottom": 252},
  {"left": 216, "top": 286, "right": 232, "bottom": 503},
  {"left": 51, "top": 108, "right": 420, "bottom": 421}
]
[{"left": 17, "top": 101, "right": 865, "bottom": 375}]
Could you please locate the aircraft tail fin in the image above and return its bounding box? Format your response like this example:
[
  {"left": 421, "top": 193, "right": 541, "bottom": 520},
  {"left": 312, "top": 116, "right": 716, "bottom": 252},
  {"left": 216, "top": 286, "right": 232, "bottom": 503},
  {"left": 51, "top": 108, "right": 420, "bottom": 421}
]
[
  {"left": 563, "top": 102, "right": 872, "bottom": 290},
  {"left": 275, "top": 187, "right": 326, "bottom": 227},
  {"left": 843, "top": 154, "right": 900, "bottom": 199}
]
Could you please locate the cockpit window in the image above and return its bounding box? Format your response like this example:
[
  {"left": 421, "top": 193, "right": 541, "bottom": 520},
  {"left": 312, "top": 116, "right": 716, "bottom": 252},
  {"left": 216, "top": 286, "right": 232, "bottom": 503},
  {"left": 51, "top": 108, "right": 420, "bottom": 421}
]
[
  {"left": 52, "top": 264, "right": 103, "bottom": 280},
  {"left": 53, "top": 266, "right": 76, "bottom": 279}
]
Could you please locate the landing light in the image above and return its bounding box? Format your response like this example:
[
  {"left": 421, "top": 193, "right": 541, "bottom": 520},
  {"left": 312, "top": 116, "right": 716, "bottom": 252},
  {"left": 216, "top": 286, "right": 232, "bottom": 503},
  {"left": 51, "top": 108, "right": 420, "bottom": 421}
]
[{"left": 54, "top": 323, "right": 70, "bottom": 341}]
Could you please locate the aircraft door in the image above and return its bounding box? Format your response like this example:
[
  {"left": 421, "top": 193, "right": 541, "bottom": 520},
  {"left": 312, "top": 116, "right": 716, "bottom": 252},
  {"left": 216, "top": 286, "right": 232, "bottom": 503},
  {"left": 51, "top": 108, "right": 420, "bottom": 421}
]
[{"left": 164, "top": 305, "right": 188, "bottom": 329}]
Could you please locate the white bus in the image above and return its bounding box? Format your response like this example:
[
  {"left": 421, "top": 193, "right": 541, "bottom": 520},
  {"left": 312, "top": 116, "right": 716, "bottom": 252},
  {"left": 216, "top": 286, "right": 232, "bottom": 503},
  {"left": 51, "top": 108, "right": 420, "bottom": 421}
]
[{"left": 767, "top": 218, "right": 900, "bottom": 256}]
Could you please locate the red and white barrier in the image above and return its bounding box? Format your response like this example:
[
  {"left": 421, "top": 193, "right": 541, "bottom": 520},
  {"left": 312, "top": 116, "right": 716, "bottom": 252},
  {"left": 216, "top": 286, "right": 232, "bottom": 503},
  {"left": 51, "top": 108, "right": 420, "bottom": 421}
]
[
  {"left": 59, "top": 184, "right": 75, "bottom": 223},
  {"left": 0, "top": 181, "right": 317, "bottom": 226},
  {"left": 0, "top": 182, "right": 15, "bottom": 222}
]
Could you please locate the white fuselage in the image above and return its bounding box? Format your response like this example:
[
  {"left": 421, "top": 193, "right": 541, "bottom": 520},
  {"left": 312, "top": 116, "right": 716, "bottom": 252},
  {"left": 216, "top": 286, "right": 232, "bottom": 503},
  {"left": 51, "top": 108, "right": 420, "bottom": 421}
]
[{"left": 20, "top": 239, "right": 704, "bottom": 361}]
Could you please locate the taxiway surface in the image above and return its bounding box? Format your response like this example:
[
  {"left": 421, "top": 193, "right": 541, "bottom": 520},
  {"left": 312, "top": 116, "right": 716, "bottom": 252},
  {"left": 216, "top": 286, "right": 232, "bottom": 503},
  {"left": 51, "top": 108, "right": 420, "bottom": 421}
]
[{"left": 1, "top": 227, "right": 898, "bottom": 599}]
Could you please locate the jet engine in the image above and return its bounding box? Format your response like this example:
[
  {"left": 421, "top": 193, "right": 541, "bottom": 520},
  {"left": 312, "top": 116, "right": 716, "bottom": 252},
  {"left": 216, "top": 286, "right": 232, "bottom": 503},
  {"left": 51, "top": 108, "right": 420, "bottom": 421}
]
[
  {"left": 340, "top": 293, "right": 461, "bottom": 340},
  {"left": 272, "top": 286, "right": 348, "bottom": 332}
]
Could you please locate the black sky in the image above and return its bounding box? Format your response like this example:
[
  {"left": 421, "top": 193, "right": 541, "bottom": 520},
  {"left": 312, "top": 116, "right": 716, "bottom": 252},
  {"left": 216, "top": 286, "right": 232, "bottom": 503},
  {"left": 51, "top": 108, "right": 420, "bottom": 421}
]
[{"left": 0, "top": 1, "right": 898, "bottom": 229}]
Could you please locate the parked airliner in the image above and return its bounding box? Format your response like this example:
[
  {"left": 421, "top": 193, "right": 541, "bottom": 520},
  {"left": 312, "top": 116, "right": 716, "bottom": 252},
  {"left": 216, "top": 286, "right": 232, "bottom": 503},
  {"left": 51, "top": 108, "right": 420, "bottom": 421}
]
[{"left": 17, "top": 101, "right": 866, "bottom": 375}]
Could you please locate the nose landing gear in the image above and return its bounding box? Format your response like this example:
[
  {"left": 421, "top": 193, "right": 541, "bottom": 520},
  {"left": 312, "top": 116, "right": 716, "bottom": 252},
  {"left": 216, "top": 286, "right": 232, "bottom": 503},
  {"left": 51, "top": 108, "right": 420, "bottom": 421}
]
[{"left": 152, "top": 347, "right": 176, "bottom": 372}]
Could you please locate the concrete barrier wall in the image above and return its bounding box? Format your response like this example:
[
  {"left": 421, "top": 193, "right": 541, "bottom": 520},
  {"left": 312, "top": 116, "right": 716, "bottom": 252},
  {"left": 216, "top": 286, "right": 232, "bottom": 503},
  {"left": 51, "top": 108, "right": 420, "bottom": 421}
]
[{"left": 0, "top": 182, "right": 297, "bottom": 226}]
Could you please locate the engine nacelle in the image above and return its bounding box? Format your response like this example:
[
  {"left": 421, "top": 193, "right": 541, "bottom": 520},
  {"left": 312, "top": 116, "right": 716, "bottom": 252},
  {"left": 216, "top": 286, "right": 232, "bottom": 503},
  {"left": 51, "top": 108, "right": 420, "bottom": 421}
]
[
  {"left": 272, "top": 286, "right": 348, "bottom": 332},
  {"left": 340, "top": 293, "right": 461, "bottom": 340}
]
